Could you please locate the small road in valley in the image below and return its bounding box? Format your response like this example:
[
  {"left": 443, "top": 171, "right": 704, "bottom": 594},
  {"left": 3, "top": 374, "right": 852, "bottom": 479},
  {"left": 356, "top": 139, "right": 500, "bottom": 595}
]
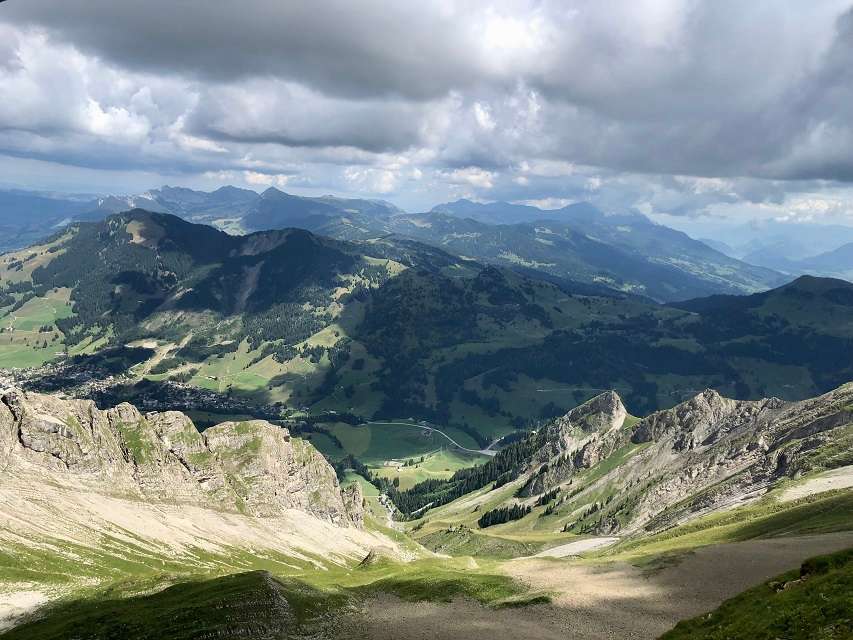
[{"left": 362, "top": 420, "right": 498, "bottom": 457}]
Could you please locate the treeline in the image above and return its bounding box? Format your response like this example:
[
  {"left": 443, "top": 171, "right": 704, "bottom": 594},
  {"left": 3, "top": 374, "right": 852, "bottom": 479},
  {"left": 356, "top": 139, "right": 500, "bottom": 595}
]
[
  {"left": 243, "top": 300, "right": 331, "bottom": 357},
  {"left": 477, "top": 503, "right": 531, "bottom": 528},
  {"left": 331, "top": 455, "right": 391, "bottom": 499},
  {"left": 32, "top": 220, "right": 196, "bottom": 339},
  {"left": 0, "top": 281, "right": 34, "bottom": 310},
  {"left": 535, "top": 487, "right": 560, "bottom": 507}
]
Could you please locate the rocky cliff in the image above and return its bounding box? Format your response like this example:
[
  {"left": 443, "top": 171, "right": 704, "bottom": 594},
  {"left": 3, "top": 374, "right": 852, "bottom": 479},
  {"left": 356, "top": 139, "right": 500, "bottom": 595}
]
[
  {"left": 620, "top": 385, "right": 853, "bottom": 532},
  {"left": 518, "top": 391, "right": 629, "bottom": 496},
  {"left": 507, "top": 384, "right": 853, "bottom": 535},
  {"left": 0, "top": 387, "right": 363, "bottom": 527}
]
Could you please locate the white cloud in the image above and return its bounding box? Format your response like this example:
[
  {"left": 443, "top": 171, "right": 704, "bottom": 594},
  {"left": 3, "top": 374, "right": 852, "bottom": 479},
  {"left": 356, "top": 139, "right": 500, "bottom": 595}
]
[
  {"left": 344, "top": 166, "right": 398, "bottom": 194},
  {"left": 516, "top": 197, "right": 571, "bottom": 209},
  {"left": 519, "top": 159, "right": 575, "bottom": 178},
  {"left": 473, "top": 102, "right": 496, "bottom": 131},
  {"left": 442, "top": 167, "right": 496, "bottom": 189},
  {"left": 2, "top": 2, "right": 853, "bottom": 217},
  {"left": 244, "top": 171, "right": 290, "bottom": 188}
]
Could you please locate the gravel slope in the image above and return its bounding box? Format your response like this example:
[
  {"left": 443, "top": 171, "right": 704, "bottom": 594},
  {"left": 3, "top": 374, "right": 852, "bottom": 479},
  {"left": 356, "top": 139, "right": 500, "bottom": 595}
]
[{"left": 358, "top": 531, "right": 853, "bottom": 640}]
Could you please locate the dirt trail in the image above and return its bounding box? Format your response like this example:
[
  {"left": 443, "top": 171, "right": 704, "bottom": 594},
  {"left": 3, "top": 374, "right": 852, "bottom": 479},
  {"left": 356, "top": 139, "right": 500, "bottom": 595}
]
[{"left": 358, "top": 531, "right": 853, "bottom": 640}]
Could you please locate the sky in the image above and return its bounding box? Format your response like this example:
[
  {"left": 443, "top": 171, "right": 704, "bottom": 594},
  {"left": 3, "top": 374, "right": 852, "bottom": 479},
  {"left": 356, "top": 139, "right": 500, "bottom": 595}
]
[{"left": 2, "top": 0, "right": 853, "bottom": 229}]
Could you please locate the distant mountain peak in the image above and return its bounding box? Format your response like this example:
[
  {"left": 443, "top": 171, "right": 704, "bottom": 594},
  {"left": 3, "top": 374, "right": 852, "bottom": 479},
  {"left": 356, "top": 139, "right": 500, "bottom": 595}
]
[
  {"left": 260, "top": 186, "right": 290, "bottom": 198},
  {"left": 785, "top": 273, "right": 853, "bottom": 293}
]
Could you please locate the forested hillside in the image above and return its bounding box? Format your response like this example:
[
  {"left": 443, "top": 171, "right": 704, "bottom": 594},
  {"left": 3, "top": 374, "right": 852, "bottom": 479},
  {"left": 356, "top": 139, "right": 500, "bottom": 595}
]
[{"left": 2, "top": 211, "right": 852, "bottom": 442}]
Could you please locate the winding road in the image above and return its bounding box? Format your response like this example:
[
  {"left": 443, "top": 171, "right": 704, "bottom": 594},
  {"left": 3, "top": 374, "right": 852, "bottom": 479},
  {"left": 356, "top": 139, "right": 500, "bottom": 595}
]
[{"left": 362, "top": 420, "right": 498, "bottom": 457}]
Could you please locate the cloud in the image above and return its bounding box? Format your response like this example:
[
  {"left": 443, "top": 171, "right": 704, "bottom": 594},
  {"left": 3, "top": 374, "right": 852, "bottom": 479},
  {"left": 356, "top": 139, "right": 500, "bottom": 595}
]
[
  {"left": 2, "top": 1, "right": 853, "bottom": 218},
  {"left": 2, "top": 1, "right": 490, "bottom": 100},
  {"left": 187, "top": 79, "right": 437, "bottom": 153},
  {"left": 441, "top": 167, "right": 497, "bottom": 189}
]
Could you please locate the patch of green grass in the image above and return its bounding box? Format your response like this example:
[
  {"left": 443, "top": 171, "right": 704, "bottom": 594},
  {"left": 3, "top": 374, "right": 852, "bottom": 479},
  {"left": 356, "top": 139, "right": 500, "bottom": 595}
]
[
  {"left": 0, "top": 571, "right": 344, "bottom": 640},
  {"left": 115, "top": 421, "right": 155, "bottom": 464},
  {"left": 2, "top": 554, "right": 543, "bottom": 640},
  {"left": 801, "top": 424, "right": 853, "bottom": 471},
  {"left": 574, "top": 441, "right": 650, "bottom": 489},
  {"left": 661, "top": 547, "right": 853, "bottom": 640},
  {"left": 349, "top": 558, "right": 528, "bottom": 606},
  {"left": 0, "top": 288, "right": 72, "bottom": 368},
  {"left": 303, "top": 431, "right": 346, "bottom": 459},
  {"left": 622, "top": 414, "right": 641, "bottom": 429},
  {"left": 418, "top": 526, "right": 546, "bottom": 559},
  {"left": 608, "top": 490, "right": 853, "bottom": 560},
  {"left": 232, "top": 420, "right": 257, "bottom": 435},
  {"left": 0, "top": 342, "right": 57, "bottom": 368},
  {"left": 324, "top": 421, "right": 485, "bottom": 465},
  {"left": 373, "top": 449, "right": 485, "bottom": 490}
]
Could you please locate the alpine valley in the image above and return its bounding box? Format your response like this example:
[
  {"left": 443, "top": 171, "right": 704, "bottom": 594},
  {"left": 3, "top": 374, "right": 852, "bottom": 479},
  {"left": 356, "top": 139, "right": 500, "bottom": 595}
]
[{"left": 1, "top": 197, "right": 852, "bottom": 640}]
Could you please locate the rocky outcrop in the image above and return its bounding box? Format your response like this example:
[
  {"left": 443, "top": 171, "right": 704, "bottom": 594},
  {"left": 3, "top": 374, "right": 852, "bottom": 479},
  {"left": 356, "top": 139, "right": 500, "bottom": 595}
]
[
  {"left": 534, "top": 390, "right": 628, "bottom": 461},
  {"left": 518, "top": 391, "right": 629, "bottom": 496},
  {"left": 504, "top": 383, "right": 853, "bottom": 537},
  {"left": 616, "top": 384, "right": 853, "bottom": 533},
  {"left": 0, "top": 387, "right": 364, "bottom": 527},
  {"left": 342, "top": 482, "right": 365, "bottom": 528}
]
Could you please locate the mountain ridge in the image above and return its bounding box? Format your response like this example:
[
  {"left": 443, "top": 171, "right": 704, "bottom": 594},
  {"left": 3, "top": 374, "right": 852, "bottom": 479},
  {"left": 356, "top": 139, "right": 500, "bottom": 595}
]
[
  {"left": 0, "top": 186, "right": 788, "bottom": 302},
  {"left": 0, "top": 384, "right": 364, "bottom": 525},
  {"left": 404, "top": 381, "right": 853, "bottom": 542},
  {"left": 4, "top": 210, "right": 853, "bottom": 437}
]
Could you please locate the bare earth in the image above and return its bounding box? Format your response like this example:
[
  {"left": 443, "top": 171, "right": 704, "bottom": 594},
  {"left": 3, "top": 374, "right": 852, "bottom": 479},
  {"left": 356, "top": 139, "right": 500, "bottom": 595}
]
[
  {"left": 781, "top": 465, "right": 853, "bottom": 502},
  {"left": 0, "top": 476, "right": 396, "bottom": 580},
  {"left": 0, "top": 590, "right": 48, "bottom": 632},
  {"left": 358, "top": 531, "right": 853, "bottom": 640},
  {"left": 533, "top": 537, "right": 620, "bottom": 558}
]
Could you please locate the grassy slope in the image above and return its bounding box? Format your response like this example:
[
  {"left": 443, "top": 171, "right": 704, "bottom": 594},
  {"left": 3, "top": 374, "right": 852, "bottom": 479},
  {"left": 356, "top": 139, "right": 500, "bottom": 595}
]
[
  {"left": 405, "top": 435, "right": 651, "bottom": 558},
  {"left": 0, "top": 288, "right": 71, "bottom": 368},
  {"left": 5, "top": 222, "right": 853, "bottom": 446},
  {"left": 603, "top": 490, "right": 853, "bottom": 563},
  {"left": 312, "top": 421, "right": 482, "bottom": 463},
  {"left": 1, "top": 557, "right": 537, "bottom": 640},
  {"left": 661, "top": 547, "right": 853, "bottom": 640},
  {"left": 373, "top": 449, "right": 485, "bottom": 491}
]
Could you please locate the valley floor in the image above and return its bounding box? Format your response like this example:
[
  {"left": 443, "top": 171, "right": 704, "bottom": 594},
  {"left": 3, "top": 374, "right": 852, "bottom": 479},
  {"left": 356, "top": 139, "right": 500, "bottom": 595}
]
[{"left": 359, "top": 532, "right": 853, "bottom": 640}]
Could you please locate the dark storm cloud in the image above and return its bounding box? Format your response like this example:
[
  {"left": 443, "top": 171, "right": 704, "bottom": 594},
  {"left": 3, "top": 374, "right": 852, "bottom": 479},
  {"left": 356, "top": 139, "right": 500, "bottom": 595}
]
[
  {"left": 185, "top": 80, "right": 432, "bottom": 153},
  {"left": 2, "top": 0, "right": 486, "bottom": 100}
]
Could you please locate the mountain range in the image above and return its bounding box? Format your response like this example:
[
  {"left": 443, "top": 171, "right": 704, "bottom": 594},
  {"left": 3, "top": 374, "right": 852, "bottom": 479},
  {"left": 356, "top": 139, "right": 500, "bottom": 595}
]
[
  {"left": 3, "top": 210, "right": 853, "bottom": 445},
  {"left": 402, "top": 381, "right": 852, "bottom": 538},
  {"left": 0, "top": 186, "right": 791, "bottom": 303},
  {"left": 704, "top": 219, "right": 853, "bottom": 281},
  {"left": 1, "top": 378, "right": 850, "bottom": 639},
  {"left": 0, "top": 206, "right": 852, "bottom": 639}
]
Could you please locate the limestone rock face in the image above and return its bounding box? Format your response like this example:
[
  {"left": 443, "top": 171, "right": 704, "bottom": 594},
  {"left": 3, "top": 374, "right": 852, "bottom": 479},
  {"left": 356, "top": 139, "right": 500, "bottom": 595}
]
[
  {"left": 519, "top": 391, "right": 629, "bottom": 496},
  {"left": 630, "top": 389, "right": 756, "bottom": 451},
  {"left": 342, "top": 482, "right": 365, "bottom": 528},
  {"left": 539, "top": 390, "right": 628, "bottom": 460},
  {"left": 615, "top": 384, "right": 853, "bottom": 533},
  {"left": 511, "top": 383, "right": 853, "bottom": 536},
  {"left": 0, "top": 387, "right": 363, "bottom": 527},
  {"left": 204, "top": 420, "right": 353, "bottom": 522}
]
